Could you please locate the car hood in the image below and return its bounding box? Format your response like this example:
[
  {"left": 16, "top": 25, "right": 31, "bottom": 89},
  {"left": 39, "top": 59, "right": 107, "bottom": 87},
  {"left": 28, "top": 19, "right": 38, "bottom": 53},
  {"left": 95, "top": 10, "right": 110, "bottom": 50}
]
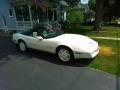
[{"left": 52, "top": 34, "right": 97, "bottom": 50}]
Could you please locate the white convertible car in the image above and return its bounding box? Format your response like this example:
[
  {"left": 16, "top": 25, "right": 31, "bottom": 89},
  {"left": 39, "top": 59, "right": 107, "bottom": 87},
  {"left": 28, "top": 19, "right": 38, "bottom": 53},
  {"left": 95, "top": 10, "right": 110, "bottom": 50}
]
[{"left": 13, "top": 24, "right": 99, "bottom": 62}]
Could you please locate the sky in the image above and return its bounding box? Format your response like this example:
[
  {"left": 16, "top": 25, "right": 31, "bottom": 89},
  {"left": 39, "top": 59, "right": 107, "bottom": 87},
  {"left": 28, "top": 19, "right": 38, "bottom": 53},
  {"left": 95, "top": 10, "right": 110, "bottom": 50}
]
[{"left": 81, "top": 0, "right": 89, "bottom": 4}]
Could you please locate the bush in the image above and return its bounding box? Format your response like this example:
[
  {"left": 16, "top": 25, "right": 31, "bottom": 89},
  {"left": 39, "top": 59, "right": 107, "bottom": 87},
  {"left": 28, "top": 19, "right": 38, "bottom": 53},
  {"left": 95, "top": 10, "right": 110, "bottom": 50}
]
[
  {"left": 67, "top": 8, "right": 84, "bottom": 24},
  {"left": 59, "top": 20, "right": 70, "bottom": 29}
]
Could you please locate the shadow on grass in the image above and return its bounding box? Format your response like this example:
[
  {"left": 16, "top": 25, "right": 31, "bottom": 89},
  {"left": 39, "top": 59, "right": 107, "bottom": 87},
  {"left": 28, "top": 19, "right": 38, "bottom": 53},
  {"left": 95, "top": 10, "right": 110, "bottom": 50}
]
[{"left": 64, "top": 26, "right": 92, "bottom": 35}]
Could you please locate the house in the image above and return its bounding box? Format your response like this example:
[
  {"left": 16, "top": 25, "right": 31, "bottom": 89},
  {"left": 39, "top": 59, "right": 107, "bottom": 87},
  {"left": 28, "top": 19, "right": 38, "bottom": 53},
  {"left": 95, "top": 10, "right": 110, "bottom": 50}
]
[{"left": 0, "top": 0, "right": 68, "bottom": 31}]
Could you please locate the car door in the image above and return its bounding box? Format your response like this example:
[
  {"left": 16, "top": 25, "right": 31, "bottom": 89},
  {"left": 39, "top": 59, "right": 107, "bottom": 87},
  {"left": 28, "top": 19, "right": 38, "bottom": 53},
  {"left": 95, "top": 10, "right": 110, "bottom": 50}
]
[
  {"left": 23, "top": 27, "right": 57, "bottom": 52},
  {"left": 23, "top": 35, "right": 50, "bottom": 52},
  {"left": 37, "top": 38, "right": 56, "bottom": 53},
  {"left": 22, "top": 35, "right": 38, "bottom": 49},
  {"left": 32, "top": 38, "right": 50, "bottom": 52}
]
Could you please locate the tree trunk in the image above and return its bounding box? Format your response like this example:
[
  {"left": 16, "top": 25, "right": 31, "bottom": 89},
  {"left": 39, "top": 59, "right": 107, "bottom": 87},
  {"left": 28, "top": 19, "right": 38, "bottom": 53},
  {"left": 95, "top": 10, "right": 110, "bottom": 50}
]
[{"left": 93, "top": 0, "right": 104, "bottom": 31}]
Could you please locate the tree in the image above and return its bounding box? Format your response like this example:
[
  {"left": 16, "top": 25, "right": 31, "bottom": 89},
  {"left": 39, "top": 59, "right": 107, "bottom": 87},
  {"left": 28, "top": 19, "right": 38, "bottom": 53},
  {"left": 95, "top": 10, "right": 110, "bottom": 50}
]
[
  {"left": 104, "top": 0, "right": 120, "bottom": 21},
  {"left": 93, "top": 0, "right": 120, "bottom": 31},
  {"left": 93, "top": 0, "right": 104, "bottom": 31},
  {"left": 88, "top": 0, "right": 95, "bottom": 11}
]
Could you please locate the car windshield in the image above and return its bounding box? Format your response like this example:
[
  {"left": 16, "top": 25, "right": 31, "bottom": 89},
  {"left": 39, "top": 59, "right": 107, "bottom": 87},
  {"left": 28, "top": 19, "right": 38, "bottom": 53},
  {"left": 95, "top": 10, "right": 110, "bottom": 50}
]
[{"left": 38, "top": 23, "right": 62, "bottom": 39}]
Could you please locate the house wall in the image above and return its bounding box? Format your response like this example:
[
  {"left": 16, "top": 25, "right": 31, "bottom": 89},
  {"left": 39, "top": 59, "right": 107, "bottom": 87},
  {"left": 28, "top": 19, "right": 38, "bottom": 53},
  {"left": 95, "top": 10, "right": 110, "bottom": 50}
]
[
  {"left": 0, "top": 0, "right": 16, "bottom": 30},
  {"left": 0, "top": 0, "right": 63, "bottom": 31}
]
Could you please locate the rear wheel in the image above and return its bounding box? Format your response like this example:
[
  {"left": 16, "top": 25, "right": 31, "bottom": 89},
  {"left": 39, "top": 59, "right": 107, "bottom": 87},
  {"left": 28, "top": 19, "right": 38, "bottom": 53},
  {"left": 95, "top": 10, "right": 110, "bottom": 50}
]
[
  {"left": 57, "top": 47, "right": 74, "bottom": 62},
  {"left": 18, "top": 41, "right": 27, "bottom": 52}
]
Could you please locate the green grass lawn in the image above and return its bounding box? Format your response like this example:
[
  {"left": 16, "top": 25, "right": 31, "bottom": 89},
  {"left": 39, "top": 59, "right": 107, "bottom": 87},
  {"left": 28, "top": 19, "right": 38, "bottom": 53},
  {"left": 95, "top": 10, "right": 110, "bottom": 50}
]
[
  {"left": 89, "top": 39, "right": 120, "bottom": 76},
  {"left": 65, "top": 26, "right": 120, "bottom": 38}
]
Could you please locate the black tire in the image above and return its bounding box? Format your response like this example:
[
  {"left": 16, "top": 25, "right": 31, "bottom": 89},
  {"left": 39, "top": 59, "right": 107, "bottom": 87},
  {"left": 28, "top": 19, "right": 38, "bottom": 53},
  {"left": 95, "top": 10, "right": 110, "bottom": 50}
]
[
  {"left": 56, "top": 46, "right": 74, "bottom": 62},
  {"left": 18, "top": 40, "right": 27, "bottom": 52}
]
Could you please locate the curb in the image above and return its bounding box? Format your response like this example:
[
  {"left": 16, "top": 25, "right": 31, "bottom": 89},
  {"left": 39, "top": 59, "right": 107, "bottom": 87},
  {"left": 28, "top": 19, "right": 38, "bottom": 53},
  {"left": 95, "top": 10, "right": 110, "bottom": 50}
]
[
  {"left": 0, "top": 33, "right": 12, "bottom": 38},
  {"left": 87, "top": 67, "right": 117, "bottom": 77}
]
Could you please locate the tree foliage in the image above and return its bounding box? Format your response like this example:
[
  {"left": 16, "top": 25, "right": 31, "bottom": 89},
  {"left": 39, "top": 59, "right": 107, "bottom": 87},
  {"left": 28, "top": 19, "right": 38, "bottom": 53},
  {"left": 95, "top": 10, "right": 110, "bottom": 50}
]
[
  {"left": 88, "top": 0, "right": 95, "bottom": 11},
  {"left": 67, "top": 9, "right": 84, "bottom": 23}
]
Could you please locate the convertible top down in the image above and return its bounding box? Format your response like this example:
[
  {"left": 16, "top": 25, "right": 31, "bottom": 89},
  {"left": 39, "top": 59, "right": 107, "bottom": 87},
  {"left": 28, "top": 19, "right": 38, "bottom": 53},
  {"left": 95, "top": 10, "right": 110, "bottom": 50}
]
[{"left": 13, "top": 23, "right": 99, "bottom": 62}]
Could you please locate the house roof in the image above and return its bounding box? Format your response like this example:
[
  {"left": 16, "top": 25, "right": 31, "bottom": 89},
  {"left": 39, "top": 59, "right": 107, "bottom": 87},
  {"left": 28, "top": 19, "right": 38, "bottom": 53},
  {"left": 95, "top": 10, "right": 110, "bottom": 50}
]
[{"left": 60, "top": 0, "right": 68, "bottom": 6}]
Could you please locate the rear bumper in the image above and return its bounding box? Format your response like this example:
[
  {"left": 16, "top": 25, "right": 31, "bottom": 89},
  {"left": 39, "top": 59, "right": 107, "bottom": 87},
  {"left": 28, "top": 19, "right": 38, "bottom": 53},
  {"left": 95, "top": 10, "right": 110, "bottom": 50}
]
[{"left": 13, "top": 39, "right": 18, "bottom": 44}]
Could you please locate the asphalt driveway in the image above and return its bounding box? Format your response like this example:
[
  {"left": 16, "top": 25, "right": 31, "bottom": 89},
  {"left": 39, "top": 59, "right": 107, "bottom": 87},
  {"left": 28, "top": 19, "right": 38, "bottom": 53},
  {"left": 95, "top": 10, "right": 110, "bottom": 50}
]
[{"left": 0, "top": 37, "right": 119, "bottom": 90}]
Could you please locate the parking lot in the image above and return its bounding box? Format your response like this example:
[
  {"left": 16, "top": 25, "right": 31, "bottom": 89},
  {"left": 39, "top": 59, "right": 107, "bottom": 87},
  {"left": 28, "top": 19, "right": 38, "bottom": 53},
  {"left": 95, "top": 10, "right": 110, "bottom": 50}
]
[{"left": 0, "top": 37, "right": 119, "bottom": 90}]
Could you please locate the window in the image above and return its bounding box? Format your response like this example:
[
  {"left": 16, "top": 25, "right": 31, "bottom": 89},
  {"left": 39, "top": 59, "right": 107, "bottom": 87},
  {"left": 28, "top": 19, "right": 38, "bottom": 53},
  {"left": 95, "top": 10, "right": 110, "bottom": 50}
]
[
  {"left": 8, "top": 8, "right": 13, "bottom": 17},
  {"left": 48, "top": 9, "right": 53, "bottom": 21},
  {"left": 14, "top": 5, "right": 30, "bottom": 21},
  {"left": 31, "top": 5, "right": 44, "bottom": 22}
]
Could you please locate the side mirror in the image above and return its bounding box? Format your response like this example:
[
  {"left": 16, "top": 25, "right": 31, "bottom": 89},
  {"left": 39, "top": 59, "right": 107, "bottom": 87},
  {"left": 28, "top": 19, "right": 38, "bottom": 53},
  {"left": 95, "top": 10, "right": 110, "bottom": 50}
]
[
  {"left": 33, "top": 32, "right": 38, "bottom": 38},
  {"left": 37, "top": 36, "right": 43, "bottom": 40}
]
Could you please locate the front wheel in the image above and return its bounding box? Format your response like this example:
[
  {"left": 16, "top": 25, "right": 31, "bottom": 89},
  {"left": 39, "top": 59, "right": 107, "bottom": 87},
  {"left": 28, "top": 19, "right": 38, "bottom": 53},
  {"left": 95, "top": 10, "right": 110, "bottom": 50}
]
[{"left": 57, "top": 47, "right": 74, "bottom": 62}]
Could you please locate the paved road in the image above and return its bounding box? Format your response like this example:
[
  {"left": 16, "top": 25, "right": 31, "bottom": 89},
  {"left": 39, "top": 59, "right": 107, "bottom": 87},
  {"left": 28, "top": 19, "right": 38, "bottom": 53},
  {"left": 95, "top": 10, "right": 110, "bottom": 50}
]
[{"left": 0, "top": 37, "right": 119, "bottom": 90}]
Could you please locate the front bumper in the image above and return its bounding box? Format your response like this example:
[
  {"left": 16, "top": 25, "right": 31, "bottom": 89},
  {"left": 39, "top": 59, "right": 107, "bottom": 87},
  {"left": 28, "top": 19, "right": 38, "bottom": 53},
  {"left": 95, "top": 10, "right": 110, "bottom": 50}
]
[{"left": 74, "top": 47, "right": 99, "bottom": 59}]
